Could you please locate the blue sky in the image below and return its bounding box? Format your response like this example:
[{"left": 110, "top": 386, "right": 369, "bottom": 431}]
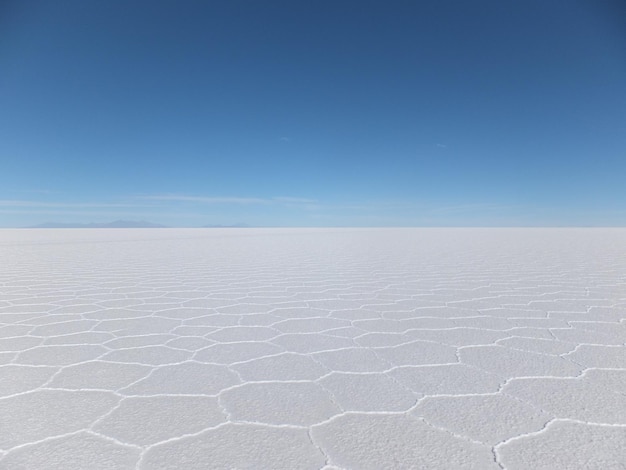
[{"left": 1, "top": 0, "right": 625, "bottom": 227}]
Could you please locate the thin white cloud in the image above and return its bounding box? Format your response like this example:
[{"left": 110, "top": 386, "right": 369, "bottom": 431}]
[
  {"left": 272, "top": 196, "right": 317, "bottom": 204},
  {"left": 436, "top": 143, "right": 447, "bottom": 148},
  {"left": 138, "top": 194, "right": 318, "bottom": 206},
  {"left": 139, "top": 195, "right": 270, "bottom": 204},
  {"left": 7, "top": 189, "right": 59, "bottom": 195},
  {"left": 429, "top": 203, "right": 517, "bottom": 214},
  {"left": 0, "top": 200, "right": 141, "bottom": 208},
  {"left": 0, "top": 209, "right": 142, "bottom": 216},
  {"left": 0, "top": 195, "right": 320, "bottom": 212}
]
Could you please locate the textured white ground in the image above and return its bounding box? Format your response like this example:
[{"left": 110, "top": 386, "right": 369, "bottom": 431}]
[{"left": 0, "top": 228, "right": 625, "bottom": 469}]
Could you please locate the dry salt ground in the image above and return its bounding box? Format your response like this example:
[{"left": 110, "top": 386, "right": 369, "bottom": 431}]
[{"left": 0, "top": 227, "right": 625, "bottom": 469}]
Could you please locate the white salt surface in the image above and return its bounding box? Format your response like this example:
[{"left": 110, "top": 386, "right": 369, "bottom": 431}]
[{"left": 0, "top": 228, "right": 624, "bottom": 469}]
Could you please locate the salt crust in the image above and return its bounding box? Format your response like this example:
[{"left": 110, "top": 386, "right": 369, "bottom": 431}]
[{"left": 0, "top": 228, "right": 624, "bottom": 469}]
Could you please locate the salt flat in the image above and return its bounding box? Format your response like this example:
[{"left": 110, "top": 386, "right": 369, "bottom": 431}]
[{"left": 0, "top": 228, "right": 624, "bottom": 469}]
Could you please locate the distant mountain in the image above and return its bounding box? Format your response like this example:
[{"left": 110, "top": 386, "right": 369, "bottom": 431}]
[
  {"left": 202, "top": 223, "right": 251, "bottom": 228},
  {"left": 29, "top": 220, "right": 168, "bottom": 228}
]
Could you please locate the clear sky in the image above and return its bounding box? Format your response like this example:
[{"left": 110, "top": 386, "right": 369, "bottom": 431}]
[{"left": 1, "top": 0, "right": 625, "bottom": 227}]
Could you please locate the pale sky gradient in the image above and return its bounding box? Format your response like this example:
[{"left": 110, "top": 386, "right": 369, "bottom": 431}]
[{"left": 1, "top": 0, "right": 625, "bottom": 227}]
